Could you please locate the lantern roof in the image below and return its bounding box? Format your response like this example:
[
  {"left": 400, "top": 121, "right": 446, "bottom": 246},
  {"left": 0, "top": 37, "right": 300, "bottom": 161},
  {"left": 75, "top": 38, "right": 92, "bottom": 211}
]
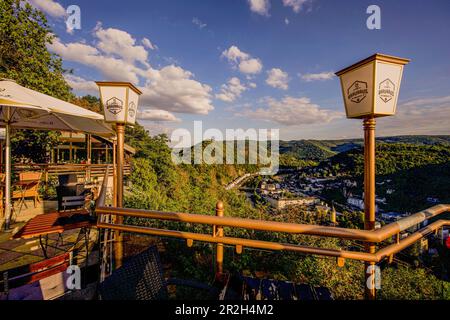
[
  {"left": 95, "top": 81, "right": 142, "bottom": 95},
  {"left": 335, "top": 53, "right": 410, "bottom": 77}
]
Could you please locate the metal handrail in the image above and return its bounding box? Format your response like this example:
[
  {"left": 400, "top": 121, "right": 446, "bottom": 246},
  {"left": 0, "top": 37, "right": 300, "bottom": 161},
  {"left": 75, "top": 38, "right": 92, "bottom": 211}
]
[
  {"left": 96, "top": 218, "right": 450, "bottom": 263},
  {"left": 96, "top": 165, "right": 111, "bottom": 209},
  {"left": 96, "top": 204, "right": 450, "bottom": 243},
  {"left": 96, "top": 166, "right": 114, "bottom": 281},
  {"left": 96, "top": 199, "right": 449, "bottom": 265}
]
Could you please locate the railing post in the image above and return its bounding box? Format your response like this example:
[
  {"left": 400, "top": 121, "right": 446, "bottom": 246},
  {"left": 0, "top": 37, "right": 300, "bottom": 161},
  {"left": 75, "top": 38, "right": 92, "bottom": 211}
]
[{"left": 214, "top": 201, "right": 224, "bottom": 274}]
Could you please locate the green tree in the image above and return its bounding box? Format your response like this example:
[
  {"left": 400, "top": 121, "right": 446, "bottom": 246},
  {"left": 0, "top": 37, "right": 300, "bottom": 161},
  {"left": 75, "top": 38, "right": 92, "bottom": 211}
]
[
  {"left": 0, "top": 0, "right": 71, "bottom": 98},
  {"left": 380, "top": 266, "right": 444, "bottom": 300},
  {"left": 0, "top": 0, "right": 73, "bottom": 163}
]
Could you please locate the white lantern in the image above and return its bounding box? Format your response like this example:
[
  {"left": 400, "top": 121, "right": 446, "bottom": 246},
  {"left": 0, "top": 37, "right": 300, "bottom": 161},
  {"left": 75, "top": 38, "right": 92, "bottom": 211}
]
[
  {"left": 335, "top": 54, "right": 410, "bottom": 119},
  {"left": 96, "top": 82, "right": 142, "bottom": 124}
]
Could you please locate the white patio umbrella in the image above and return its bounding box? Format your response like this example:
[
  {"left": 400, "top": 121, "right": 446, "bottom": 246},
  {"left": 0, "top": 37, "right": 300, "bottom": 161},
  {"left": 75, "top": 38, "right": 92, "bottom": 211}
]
[{"left": 0, "top": 79, "right": 114, "bottom": 229}]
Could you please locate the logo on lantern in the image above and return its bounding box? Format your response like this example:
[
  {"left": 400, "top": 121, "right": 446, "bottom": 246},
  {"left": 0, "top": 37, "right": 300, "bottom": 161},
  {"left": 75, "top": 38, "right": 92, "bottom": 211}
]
[
  {"left": 347, "top": 81, "right": 368, "bottom": 103},
  {"left": 378, "top": 79, "right": 395, "bottom": 103},
  {"left": 106, "top": 97, "right": 123, "bottom": 115},
  {"left": 128, "top": 102, "right": 136, "bottom": 118}
]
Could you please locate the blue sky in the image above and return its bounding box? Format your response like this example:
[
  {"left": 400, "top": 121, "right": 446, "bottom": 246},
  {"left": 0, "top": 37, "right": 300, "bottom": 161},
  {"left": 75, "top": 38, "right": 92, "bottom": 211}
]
[{"left": 29, "top": 0, "right": 450, "bottom": 140}]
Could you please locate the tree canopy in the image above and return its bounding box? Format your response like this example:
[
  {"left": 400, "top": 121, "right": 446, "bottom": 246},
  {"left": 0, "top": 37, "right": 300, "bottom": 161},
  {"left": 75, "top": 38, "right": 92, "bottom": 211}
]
[{"left": 0, "top": 0, "right": 74, "bottom": 163}]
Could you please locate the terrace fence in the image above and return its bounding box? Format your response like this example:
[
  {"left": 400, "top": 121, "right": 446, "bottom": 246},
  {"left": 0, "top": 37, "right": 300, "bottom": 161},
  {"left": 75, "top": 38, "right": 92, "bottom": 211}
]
[{"left": 95, "top": 167, "right": 450, "bottom": 287}]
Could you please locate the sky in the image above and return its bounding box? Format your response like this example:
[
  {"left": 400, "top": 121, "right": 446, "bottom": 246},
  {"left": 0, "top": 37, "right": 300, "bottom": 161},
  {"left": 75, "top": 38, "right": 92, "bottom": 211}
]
[{"left": 27, "top": 0, "right": 450, "bottom": 141}]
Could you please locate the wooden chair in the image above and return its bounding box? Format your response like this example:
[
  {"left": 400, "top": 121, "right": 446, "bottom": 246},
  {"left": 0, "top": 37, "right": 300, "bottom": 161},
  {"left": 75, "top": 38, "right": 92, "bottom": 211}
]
[
  {"left": 60, "top": 195, "right": 90, "bottom": 212},
  {"left": 12, "top": 171, "right": 42, "bottom": 209}
]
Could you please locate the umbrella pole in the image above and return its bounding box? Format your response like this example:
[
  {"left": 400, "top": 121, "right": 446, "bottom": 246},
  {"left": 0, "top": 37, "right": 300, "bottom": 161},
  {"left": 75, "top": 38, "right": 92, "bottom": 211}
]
[{"left": 4, "top": 106, "right": 12, "bottom": 230}]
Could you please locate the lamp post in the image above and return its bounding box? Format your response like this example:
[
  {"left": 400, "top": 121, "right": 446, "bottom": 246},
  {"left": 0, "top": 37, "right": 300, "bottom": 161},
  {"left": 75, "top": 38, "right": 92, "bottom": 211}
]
[
  {"left": 96, "top": 81, "right": 142, "bottom": 268},
  {"left": 335, "top": 54, "right": 409, "bottom": 300}
]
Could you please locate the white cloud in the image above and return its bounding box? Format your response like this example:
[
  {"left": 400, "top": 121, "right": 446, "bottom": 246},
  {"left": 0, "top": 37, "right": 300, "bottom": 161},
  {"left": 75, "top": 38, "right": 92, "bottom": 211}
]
[
  {"left": 300, "top": 72, "right": 335, "bottom": 82},
  {"left": 49, "top": 26, "right": 214, "bottom": 115},
  {"left": 142, "top": 122, "right": 175, "bottom": 137},
  {"left": 285, "top": 18, "right": 290, "bottom": 25},
  {"left": 283, "top": 0, "right": 311, "bottom": 13},
  {"left": 49, "top": 38, "right": 142, "bottom": 83},
  {"left": 398, "top": 95, "right": 450, "bottom": 108},
  {"left": 27, "top": 0, "right": 66, "bottom": 18},
  {"left": 221, "top": 45, "right": 263, "bottom": 75},
  {"left": 278, "top": 95, "right": 450, "bottom": 140},
  {"left": 237, "top": 96, "right": 342, "bottom": 126},
  {"left": 141, "top": 65, "right": 213, "bottom": 115},
  {"left": 192, "top": 17, "right": 207, "bottom": 29},
  {"left": 247, "top": 0, "right": 270, "bottom": 16},
  {"left": 216, "top": 77, "right": 247, "bottom": 103},
  {"left": 266, "top": 68, "right": 289, "bottom": 90},
  {"left": 142, "top": 38, "right": 158, "bottom": 50},
  {"left": 64, "top": 74, "right": 97, "bottom": 93},
  {"left": 138, "top": 109, "right": 181, "bottom": 122},
  {"left": 221, "top": 46, "right": 250, "bottom": 63},
  {"left": 249, "top": 82, "right": 257, "bottom": 88},
  {"left": 95, "top": 26, "right": 149, "bottom": 66},
  {"left": 379, "top": 96, "right": 450, "bottom": 136},
  {"left": 239, "top": 58, "right": 263, "bottom": 74}
]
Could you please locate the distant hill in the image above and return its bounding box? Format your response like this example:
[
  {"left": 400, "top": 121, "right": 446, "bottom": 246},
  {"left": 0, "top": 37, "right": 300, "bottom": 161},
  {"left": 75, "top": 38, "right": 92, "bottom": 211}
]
[
  {"left": 319, "top": 143, "right": 450, "bottom": 212},
  {"left": 280, "top": 135, "right": 450, "bottom": 162},
  {"left": 171, "top": 136, "right": 450, "bottom": 172},
  {"left": 280, "top": 140, "right": 337, "bottom": 161},
  {"left": 322, "top": 142, "right": 450, "bottom": 176},
  {"left": 377, "top": 135, "right": 450, "bottom": 146}
]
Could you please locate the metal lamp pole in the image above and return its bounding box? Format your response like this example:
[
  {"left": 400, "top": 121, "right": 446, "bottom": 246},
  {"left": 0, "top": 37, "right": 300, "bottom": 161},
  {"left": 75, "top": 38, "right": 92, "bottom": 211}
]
[
  {"left": 114, "top": 123, "right": 125, "bottom": 268},
  {"left": 363, "top": 116, "right": 376, "bottom": 300},
  {"left": 96, "top": 81, "right": 142, "bottom": 270},
  {"left": 116, "top": 124, "right": 125, "bottom": 208},
  {"left": 335, "top": 53, "right": 410, "bottom": 300}
]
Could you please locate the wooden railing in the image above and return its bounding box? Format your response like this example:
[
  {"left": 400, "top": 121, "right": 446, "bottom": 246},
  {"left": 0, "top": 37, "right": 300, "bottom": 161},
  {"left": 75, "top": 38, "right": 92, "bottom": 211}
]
[
  {"left": 0, "top": 163, "right": 130, "bottom": 190},
  {"left": 8, "top": 163, "right": 130, "bottom": 177},
  {"left": 95, "top": 168, "right": 450, "bottom": 269}
]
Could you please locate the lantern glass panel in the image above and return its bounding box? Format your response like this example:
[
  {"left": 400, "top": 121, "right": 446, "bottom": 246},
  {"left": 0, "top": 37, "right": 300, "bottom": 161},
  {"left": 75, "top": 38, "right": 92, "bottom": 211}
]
[
  {"left": 99, "top": 86, "right": 127, "bottom": 123},
  {"left": 339, "top": 61, "right": 375, "bottom": 119},
  {"left": 374, "top": 61, "right": 404, "bottom": 116}
]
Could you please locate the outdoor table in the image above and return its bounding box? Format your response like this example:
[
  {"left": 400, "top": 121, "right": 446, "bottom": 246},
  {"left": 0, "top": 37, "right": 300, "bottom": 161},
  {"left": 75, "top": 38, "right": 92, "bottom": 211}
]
[{"left": 13, "top": 210, "right": 96, "bottom": 259}]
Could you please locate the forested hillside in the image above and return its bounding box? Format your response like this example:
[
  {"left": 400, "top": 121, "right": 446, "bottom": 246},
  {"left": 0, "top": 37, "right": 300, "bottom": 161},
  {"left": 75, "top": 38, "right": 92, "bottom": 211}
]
[
  {"left": 122, "top": 126, "right": 448, "bottom": 299},
  {"left": 324, "top": 143, "right": 450, "bottom": 176},
  {"left": 124, "top": 124, "right": 259, "bottom": 213},
  {"left": 280, "top": 140, "right": 337, "bottom": 161},
  {"left": 321, "top": 143, "right": 450, "bottom": 211},
  {"left": 280, "top": 136, "right": 450, "bottom": 164}
]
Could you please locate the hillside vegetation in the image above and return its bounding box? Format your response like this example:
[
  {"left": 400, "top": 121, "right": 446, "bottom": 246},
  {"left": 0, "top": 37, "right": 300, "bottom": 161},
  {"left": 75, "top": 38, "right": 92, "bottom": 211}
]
[
  {"left": 324, "top": 143, "right": 450, "bottom": 176},
  {"left": 123, "top": 127, "right": 448, "bottom": 299},
  {"left": 321, "top": 143, "right": 450, "bottom": 211},
  {"left": 280, "top": 136, "right": 450, "bottom": 163},
  {"left": 280, "top": 140, "right": 337, "bottom": 161}
]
